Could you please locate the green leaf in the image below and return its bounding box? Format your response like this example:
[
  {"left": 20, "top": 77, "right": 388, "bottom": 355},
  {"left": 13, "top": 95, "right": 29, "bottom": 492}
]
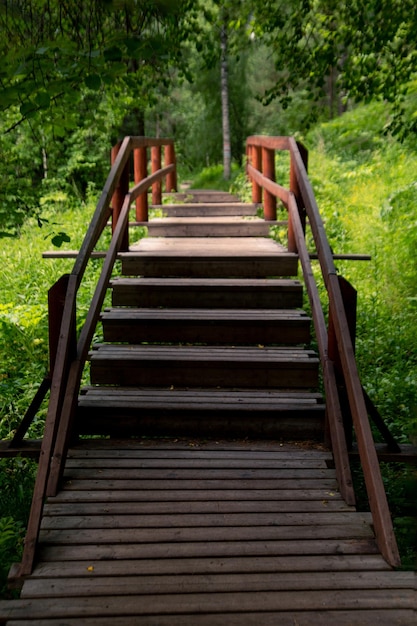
[
  {"left": 19, "top": 101, "right": 36, "bottom": 117},
  {"left": 51, "top": 231, "right": 71, "bottom": 247},
  {"left": 104, "top": 46, "right": 123, "bottom": 62},
  {"left": 34, "top": 91, "right": 51, "bottom": 109},
  {"left": 85, "top": 74, "right": 102, "bottom": 90}
]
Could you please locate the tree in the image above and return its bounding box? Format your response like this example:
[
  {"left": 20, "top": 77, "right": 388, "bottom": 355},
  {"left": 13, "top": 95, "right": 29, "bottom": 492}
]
[
  {"left": 249, "top": 0, "right": 417, "bottom": 134},
  {"left": 0, "top": 0, "right": 195, "bottom": 132}
]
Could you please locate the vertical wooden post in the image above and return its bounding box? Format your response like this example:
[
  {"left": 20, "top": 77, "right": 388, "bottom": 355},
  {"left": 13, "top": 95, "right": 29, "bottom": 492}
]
[
  {"left": 262, "top": 146, "right": 276, "bottom": 220},
  {"left": 251, "top": 145, "right": 262, "bottom": 204},
  {"left": 165, "top": 143, "right": 177, "bottom": 193},
  {"left": 290, "top": 141, "right": 308, "bottom": 234},
  {"left": 328, "top": 275, "right": 358, "bottom": 449},
  {"left": 287, "top": 210, "right": 297, "bottom": 253},
  {"left": 134, "top": 147, "right": 148, "bottom": 221},
  {"left": 151, "top": 145, "right": 162, "bottom": 205},
  {"left": 111, "top": 142, "right": 129, "bottom": 250}
]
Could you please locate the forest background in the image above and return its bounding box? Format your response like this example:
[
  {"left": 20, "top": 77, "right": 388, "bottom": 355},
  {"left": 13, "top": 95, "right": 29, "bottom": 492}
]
[{"left": 1, "top": 0, "right": 417, "bottom": 595}]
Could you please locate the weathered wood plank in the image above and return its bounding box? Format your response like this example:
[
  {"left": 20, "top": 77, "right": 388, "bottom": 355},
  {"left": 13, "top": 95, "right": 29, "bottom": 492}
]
[
  {"left": 28, "top": 554, "right": 391, "bottom": 579},
  {"left": 89, "top": 344, "right": 319, "bottom": 388},
  {"left": 146, "top": 216, "right": 275, "bottom": 237},
  {"left": 101, "top": 307, "right": 311, "bottom": 344},
  {"left": 110, "top": 277, "right": 304, "bottom": 309},
  {"left": 43, "top": 499, "right": 354, "bottom": 517},
  {"left": 40, "top": 512, "right": 372, "bottom": 530},
  {"left": 64, "top": 457, "right": 328, "bottom": 469},
  {"left": 5, "top": 609, "right": 416, "bottom": 626},
  {"left": 119, "top": 237, "right": 298, "bottom": 277},
  {"left": 1, "top": 589, "right": 415, "bottom": 620},
  {"left": 38, "top": 523, "right": 374, "bottom": 545},
  {"left": 49, "top": 486, "right": 342, "bottom": 500},
  {"left": 67, "top": 439, "right": 330, "bottom": 456},
  {"left": 21, "top": 570, "right": 415, "bottom": 598},
  {"left": 37, "top": 537, "right": 380, "bottom": 561},
  {"left": 58, "top": 478, "right": 339, "bottom": 491}
]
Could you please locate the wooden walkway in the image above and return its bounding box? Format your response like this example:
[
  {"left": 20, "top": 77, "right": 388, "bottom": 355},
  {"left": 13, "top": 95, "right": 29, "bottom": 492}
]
[{"left": 1, "top": 189, "right": 415, "bottom": 624}]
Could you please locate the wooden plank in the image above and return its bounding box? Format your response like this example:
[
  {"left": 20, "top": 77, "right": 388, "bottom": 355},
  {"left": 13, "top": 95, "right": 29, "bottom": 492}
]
[
  {"left": 62, "top": 467, "right": 333, "bottom": 479},
  {"left": 74, "top": 418, "right": 325, "bottom": 439},
  {"left": 40, "top": 512, "right": 373, "bottom": 530},
  {"left": 49, "top": 487, "right": 342, "bottom": 501},
  {"left": 131, "top": 236, "right": 286, "bottom": 252},
  {"left": 0, "top": 440, "right": 41, "bottom": 459},
  {"left": 146, "top": 219, "right": 273, "bottom": 237},
  {"left": 120, "top": 255, "right": 298, "bottom": 279},
  {"left": 110, "top": 277, "right": 304, "bottom": 309},
  {"left": 28, "top": 554, "right": 391, "bottom": 579},
  {"left": 38, "top": 523, "right": 374, "bottom": 545},
  {"left": 42, "top": 499, "right": 355, "bottom": 516},
  {"left": 21, "top": 570, "right": 415, "bottom": 598},
  {"left": 68, "top": 439, "right": 330, "bottom": 456},
  {"left": 120, "top": 236, "right": 298, "bottom": 277},
  {"left": 5, "top": 610, "right": 416, "bottom": 626},
  {"left": 101, "top": 307, "right": 311, "bottom": 345},
  {"left": 1, "top": 589, "right": 415, "bottom": 619},
  {"left": 37, "top": 537, "right": 380, "bottom": 561},
  {"left": 58, "top": 478, "right": 339, "bottom": 491},
  {"left": 89, "top": 345, "right": 319, "bottom": 388},
  {"left": 64, "top": 457, "right": 328, "bottom": 469}
]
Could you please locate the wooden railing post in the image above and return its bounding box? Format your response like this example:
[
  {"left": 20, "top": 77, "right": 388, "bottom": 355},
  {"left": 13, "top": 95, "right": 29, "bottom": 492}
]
[
  {"left": 290, "top": 141, "right": 308, "bottom": 235},
  {"left": 134, "top": 147, "right": 148, "bottom": 221},
  {"left": 262, "top": 146, "right": 276, "bottom": 220},
  {"left": 328, "top": 276, "right": 358, "bottom": 449},
  {"left": 151, "top": 145, "right": 162, "bottom": 205},
  {"left": 111, "top": 142, "right": 129, "bottom": 250},
  {"left": 165, "top": 143, "right": 177, "bottom": 193},
  {"left": 251, "top": 145, "right": 262, "bottom": 204}
]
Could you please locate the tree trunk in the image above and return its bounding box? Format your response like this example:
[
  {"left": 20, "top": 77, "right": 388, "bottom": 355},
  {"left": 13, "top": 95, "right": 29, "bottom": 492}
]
[{"left": 220, "top": 23, "right": 231, "bottom": 180}]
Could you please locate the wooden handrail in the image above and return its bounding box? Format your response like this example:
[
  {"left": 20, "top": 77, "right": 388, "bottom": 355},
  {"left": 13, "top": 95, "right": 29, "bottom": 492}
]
[
  {"left": 246, "top": 135, "right": 400, "bottom": 567},
  {"left": 17, "top": 137, "right": 177, "bottom": 578}
]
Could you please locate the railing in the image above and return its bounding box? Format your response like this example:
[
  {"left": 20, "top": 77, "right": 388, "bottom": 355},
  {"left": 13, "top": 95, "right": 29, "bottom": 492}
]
[
  {"left": 16, "top": 137, "right": 177, "bottom": 579},
  {"left": 246, "top": 135, "right": 400, "bottom": 568}
]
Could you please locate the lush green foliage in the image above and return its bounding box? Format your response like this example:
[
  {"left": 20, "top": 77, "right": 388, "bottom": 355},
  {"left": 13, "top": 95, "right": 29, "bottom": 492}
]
[
  {"left": 0, "top": 459, "right": 37, "bottom": 597},
  {"left": 306, "top": 99, "right": 417, "bottom": 443},
  {"left": 249, "top": 0, "right": 417, "bottom": 135}
]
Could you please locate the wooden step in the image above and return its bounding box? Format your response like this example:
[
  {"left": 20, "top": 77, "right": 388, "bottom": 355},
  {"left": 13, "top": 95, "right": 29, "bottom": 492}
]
[
  {"left": 120, "top": 238, "right": 298, "bottom": 278},
  {"left": 146, "top": 217, "right": 279, "bottom": 237},
  {"left": 110, "top": 278, "right": 304, "bottom": 309},
  {"left": 163, "top": 190, "right": 241, "bottom": 204},
  {"left": 100, "top": 308, "right": 311, "bottom": 345},
  {"left": 89, "top": 345, "right": 319, "bottom": 389},
  {"left": 160, "top": 203, "right": 258, "bottom": 217},
  {"left": 76, "top": 388, "right": 325, "bottom": 439}
]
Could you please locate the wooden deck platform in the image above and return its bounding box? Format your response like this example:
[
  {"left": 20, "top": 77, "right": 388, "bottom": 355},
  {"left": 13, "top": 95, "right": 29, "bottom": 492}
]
[{"left": 2, "top": 440, "right": 416, "bottom": 625}]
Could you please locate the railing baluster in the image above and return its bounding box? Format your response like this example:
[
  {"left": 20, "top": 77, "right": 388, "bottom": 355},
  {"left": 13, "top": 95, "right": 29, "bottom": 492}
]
[
  {"left": 134, "top": 146, "right": 148, "bottom": 221},
  {"left": 165, "top": 143, "right": 177, "bottom": 193},
  {"left": 262, "top": 146, "right": 276, "bottom": 220},
  {"left": 151, "top": 145, "right": 162, "bottom": 205}
]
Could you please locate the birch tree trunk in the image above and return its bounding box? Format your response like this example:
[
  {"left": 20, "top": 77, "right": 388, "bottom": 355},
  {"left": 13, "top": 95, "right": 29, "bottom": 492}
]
[{"left": 220, "top": 22, "right": 231, "bottom": 180}]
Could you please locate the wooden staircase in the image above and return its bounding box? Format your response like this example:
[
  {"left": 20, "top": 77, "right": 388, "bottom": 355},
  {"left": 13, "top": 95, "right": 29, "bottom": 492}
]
[
  {"left": 76, "top": 189, "right": 325, "bottom": 442},
  {"left": 1, "top": 144, "right": 415, "bottom": 624}
]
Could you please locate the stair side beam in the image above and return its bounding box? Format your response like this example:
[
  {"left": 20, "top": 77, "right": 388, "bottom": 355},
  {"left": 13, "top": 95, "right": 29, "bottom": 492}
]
[{"left": 287, "top": 193, "right": 355, "bottom": 507}]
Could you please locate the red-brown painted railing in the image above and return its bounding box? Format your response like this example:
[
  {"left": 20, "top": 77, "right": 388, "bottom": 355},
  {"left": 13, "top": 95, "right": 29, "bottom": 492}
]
[
  {"left": 246, "top": 135, "right": 400, "bottom": 568},
  {"left": 15, "top": 137, "right": 177, "bottom": 579}
]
